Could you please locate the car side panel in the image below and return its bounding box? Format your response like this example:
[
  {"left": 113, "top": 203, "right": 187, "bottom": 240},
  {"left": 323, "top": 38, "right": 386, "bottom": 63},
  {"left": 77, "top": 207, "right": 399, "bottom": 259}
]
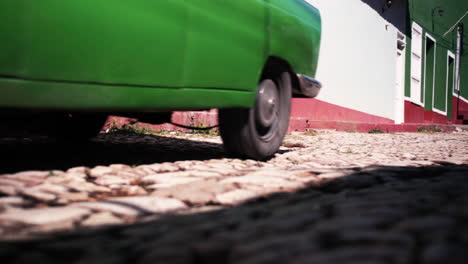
[
  {"left": 267, "top": 0, "right": 321, "bottom": 77},
  {"left": 0, "top": 77, "right": 255, "bottom": 111},
  {"left": 182, "top": 0, "right": 267, "bottom": 92},
  {"left": 0, "top": 0, "right": 320, "bottom": 111},
  {"left": 0, "top": 0, "right": 188, "bottom": 87}
]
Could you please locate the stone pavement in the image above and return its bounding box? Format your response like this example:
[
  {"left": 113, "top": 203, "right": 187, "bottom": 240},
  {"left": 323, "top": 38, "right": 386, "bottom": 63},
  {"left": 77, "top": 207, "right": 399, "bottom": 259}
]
[{"left": 0, "top": 130, "right": 467, "bottom": 263}]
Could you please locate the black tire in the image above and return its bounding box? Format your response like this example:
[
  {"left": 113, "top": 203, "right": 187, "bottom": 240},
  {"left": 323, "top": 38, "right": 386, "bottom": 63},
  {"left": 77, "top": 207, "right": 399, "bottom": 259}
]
[
  {"left": 219, "top": 72, "right": 292, "bottom": 160},
  {"left": 45, "top": 113, "right": 107, "bottom": 141}
]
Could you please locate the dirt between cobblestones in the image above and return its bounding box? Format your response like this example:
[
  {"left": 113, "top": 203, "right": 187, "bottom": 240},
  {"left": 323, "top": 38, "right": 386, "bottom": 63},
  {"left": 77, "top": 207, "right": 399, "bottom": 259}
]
[{"left": 0, "top": 130, "right": 467, "bottom": 264}]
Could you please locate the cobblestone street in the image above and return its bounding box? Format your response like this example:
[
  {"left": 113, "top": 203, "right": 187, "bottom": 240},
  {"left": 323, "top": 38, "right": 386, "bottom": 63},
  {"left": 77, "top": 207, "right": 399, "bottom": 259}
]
[{"left": 0, "top": 130, "right": 467, "bottom": 263}]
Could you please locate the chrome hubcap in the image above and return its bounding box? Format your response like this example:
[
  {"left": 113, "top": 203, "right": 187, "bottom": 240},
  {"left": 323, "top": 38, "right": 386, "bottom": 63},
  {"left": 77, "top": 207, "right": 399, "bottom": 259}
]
[{"left": 255, "top": 80, "right": 279, "bottom": 130}]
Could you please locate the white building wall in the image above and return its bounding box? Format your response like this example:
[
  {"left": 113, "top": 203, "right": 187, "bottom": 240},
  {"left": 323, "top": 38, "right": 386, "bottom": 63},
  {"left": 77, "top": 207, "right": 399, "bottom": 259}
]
[{"left": 306, "top": 0, "right": 401, "bottom": 121}]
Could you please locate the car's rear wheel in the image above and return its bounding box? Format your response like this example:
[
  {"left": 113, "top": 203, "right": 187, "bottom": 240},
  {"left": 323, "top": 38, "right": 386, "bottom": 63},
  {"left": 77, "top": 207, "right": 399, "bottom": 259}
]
[{"left": 219, "top": 72, "right": 292, "bottom": 160}]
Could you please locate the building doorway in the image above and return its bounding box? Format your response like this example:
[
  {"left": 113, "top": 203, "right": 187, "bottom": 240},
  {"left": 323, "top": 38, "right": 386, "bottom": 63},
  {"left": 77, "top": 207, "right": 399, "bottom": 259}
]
[
  {"left": 395, "top": 32, "right": 406, "bottom": 124},
  {"left": 424, "top": 35, "right": 436, "bottom": 110}
]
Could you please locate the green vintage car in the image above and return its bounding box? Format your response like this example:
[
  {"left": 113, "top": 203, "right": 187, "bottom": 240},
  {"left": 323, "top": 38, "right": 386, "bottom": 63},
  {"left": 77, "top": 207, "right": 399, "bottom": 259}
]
[{"left": 0, "top": 0, "right": 321, "bottom": 160}]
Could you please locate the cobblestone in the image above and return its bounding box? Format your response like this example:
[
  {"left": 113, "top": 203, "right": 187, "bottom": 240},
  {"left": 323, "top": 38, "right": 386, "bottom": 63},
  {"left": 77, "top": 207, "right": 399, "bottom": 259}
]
[
  {"left": 0, "top": 130, "right": 467, "bottom": 263},
  {"left": 0, "top": 207, "right": 90, "bottom": 226},
  {"left": 81, "top": 212, "right": 124, "bottom": 227}
]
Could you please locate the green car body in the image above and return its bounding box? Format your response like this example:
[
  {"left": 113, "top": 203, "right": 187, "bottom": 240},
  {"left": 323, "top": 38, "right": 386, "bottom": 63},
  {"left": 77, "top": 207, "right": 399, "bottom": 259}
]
[{"left": 0, "top": 0, "right": 321, "bottom": 111}]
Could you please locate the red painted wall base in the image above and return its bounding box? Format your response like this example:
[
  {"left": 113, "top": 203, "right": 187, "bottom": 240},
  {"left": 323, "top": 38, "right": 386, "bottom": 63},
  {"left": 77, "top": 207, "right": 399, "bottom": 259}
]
[
  {"left": 404, "top": 97, "right": 468, "bottom": 125},
  {"left": 290, "top": 98, "right": 394, "bottom": 124},
  {"left": 451, "top": 96, "right": 468, "bottom": 124},
  {"left": 404, "top": 100, "right": 447, "bottom": 124},
  {"left": 105, "top": 98, "right": 463, "bottom": 134}
]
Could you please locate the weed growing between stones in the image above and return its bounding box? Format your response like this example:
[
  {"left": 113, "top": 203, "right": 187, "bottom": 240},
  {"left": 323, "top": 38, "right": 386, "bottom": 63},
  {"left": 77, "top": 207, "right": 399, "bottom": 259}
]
[
  {"left": 368, "top": 128, "right": 384, "bottom": 134},
  {"left": 303, "top": 129, "right": 319, "bottom": 136},
  {"left": 418, "top": 126, "right": 445, "bottom": 133},
  {"left": 189, "top": 119, "right": 219, "bottom": 136},
  {"left": 105, "top": 118, "right": 169, "bottom": 136}
]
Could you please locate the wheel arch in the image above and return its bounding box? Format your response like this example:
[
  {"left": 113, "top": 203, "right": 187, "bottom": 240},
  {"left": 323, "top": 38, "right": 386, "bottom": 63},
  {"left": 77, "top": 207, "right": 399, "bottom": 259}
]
[{"left": 260, "top": 56, "right": 302, "bottom": 98}]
